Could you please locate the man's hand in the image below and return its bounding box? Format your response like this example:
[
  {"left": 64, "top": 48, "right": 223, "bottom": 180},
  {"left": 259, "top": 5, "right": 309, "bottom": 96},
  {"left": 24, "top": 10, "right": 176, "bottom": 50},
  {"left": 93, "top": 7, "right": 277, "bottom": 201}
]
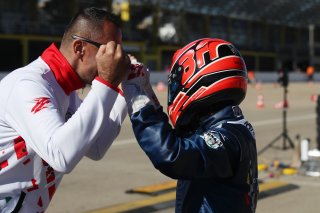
[{"left": 96, "top": 41, "right": 130, "bottom": 87}]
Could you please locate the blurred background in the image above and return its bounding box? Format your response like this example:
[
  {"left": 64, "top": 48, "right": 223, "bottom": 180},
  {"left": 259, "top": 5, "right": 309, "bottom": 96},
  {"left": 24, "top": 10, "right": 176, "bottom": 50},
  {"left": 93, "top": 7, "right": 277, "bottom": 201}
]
[
  {"left": 2, "top": 1, "right": 320, "bottom": 212},
  {"left": 1, "top": 0, "right": 320, "bottom": 74}
]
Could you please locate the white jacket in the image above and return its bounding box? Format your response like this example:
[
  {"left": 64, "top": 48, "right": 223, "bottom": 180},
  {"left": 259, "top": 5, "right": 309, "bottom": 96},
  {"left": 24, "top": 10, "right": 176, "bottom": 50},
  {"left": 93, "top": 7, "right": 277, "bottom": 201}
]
[{"left": 0, "top": 44, "right": 127, "bottom": 212}]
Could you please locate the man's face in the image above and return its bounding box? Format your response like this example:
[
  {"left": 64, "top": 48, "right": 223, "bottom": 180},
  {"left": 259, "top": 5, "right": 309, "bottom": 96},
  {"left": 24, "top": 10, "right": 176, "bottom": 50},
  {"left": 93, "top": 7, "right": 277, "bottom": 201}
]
[{"left": 76, "top": 21, "right": 122, "bottom": 84}]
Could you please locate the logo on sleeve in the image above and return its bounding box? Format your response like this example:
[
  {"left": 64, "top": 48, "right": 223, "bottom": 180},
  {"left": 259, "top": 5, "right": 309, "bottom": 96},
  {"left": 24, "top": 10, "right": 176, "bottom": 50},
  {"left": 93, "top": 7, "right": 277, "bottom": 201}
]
[
  {"left": 200, "top": 131, "right": 223, "bottom": 149},
  {"left": 232, "top": 106, "right": 243, "bottom": 117},
  {"left": 31, "top": 97, "right": 50, "bottom": 114}
]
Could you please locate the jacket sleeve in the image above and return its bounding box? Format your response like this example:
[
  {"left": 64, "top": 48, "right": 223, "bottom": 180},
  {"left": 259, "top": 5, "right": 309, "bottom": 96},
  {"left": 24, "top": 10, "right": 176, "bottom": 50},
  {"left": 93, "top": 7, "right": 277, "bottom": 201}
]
[
  {"left": 130, "top": 106, "right": 241, "bottom": 179},
  {"left": 85, "top": 94, "right": 127, "bottom": 160},
  {"left": 5, "top": 77, "right": 126, "bottom": 173}
]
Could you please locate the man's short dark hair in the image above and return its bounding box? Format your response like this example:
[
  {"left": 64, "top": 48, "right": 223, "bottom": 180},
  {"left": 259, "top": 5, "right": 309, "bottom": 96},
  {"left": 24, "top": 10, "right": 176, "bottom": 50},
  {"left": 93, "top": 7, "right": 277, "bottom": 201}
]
[
  {"left": 61, "top": 7, "right": 121, "bottom": 45},
  {"left": 68, "top": 7, "right": 121, "bottom": 29}
]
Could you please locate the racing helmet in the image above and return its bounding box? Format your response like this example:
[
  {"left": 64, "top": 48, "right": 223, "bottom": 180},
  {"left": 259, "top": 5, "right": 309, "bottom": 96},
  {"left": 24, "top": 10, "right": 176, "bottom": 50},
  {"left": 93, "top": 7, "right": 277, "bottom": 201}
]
[{"left": 167, "top": 38, "right": 247, "bottom": 128}]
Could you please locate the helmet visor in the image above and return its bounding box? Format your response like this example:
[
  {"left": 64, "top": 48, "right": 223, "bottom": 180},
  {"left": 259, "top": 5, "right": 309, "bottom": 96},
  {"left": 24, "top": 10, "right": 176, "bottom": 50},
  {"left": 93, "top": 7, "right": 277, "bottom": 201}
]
[{"left": 168, "top": 64, "right": 184, "bottom": 105}]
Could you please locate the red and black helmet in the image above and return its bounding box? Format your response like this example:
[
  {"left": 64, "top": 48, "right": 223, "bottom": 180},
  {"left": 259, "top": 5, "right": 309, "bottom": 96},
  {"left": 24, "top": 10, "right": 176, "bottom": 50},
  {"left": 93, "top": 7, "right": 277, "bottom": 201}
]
[{"left": 167, "top": 38, "right": 247, "bottom": 128}]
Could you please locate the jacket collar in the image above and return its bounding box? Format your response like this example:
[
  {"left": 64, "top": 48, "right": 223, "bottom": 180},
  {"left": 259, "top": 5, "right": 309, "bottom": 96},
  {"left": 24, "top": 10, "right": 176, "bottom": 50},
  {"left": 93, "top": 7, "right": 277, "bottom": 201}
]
[
  {"left": 41, "top": 43, "right": 84, "bottom": 95},
  {"left": 200, "top": 105, "right": 244, "bottom": 129}
]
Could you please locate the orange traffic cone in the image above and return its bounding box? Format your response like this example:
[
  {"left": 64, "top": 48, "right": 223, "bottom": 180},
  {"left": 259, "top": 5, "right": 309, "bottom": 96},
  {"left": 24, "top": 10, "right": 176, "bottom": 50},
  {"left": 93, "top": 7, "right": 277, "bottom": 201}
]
[
  {"left": 256, "top": 95, "right": 264, "bottom": 109},
  {"left": 274, "top": 100, "right": 289, "bottom": 109},
  {"left": 156, "top": 81, "right": 166, "bottom": 92},
  {"left": 310, "top": 94, "right": 318, "bottom": 102}
]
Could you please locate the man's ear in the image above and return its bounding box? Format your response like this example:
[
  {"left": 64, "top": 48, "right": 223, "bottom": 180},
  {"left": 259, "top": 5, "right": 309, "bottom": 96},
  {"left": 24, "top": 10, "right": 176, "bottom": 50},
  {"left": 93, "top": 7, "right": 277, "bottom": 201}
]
[{"left": 73, "top": 40, "right": 85, "bottom": 58}]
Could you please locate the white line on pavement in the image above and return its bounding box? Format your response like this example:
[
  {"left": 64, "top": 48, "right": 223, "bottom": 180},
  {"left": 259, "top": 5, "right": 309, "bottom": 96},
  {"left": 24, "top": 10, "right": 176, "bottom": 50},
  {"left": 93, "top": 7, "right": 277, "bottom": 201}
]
[
  {"left": 114, "top": 113, "right": 316, "bottom": 146},
  {"left": 252, "top": 114, "right": 316, "bottom": 127},
  {"left": 114, "top": 138, "right": 137, "bottom": 146}
]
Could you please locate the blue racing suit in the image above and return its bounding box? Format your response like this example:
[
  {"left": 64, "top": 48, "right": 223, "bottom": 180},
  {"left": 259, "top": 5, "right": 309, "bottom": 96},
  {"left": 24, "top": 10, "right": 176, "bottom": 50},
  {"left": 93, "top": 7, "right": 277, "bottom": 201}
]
[{"left": 130, "top": 105, "right": 258, "bottom": 213}]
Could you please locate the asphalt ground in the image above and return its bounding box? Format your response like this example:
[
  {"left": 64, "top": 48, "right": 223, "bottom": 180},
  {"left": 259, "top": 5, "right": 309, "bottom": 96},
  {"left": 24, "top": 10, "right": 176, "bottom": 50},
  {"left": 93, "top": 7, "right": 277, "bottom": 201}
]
[{"left": 46, "top": 82, "right": 320, "bottom": 213}]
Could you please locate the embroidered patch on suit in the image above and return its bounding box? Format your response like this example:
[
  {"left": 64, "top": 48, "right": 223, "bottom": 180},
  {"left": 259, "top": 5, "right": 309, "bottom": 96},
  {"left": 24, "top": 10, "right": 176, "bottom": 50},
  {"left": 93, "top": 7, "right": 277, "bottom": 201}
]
[{"left": 200, "top": 131, "right": 223, "bottom": 149}]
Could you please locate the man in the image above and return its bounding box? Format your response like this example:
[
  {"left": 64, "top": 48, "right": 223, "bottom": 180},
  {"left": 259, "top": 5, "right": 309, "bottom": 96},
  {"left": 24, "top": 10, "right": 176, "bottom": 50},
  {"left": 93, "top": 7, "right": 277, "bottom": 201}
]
[
  {"left": 0, "top": 7, "right": 129, "bottom": 212},
  {"left": 123, "top": 38, "right": 258, "bottom": 212}
]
